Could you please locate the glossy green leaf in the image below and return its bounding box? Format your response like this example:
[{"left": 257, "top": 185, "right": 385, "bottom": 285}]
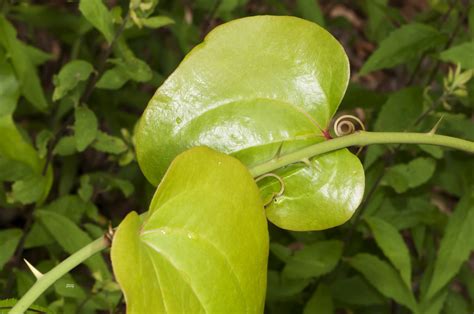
[
  {"left": 283, "top": 240, "right": 343, "bottom": 279},
  {"left": 135, "top": 16, "right": 364, "bottom": 231},
  {"left": 348, "top": 253, "right": 418, "bottom": 312},
  {"left": 0, "top": 16, "right": 48, "bottom": 111},
  {"left": 439, "top": 42, "right": 474, "bottom": 70},
  {"left": 360, "top": 23, "right": 446, "bottom": 75},
  {"left": 303, "top": 283, "right": 333, "bottom": 314},
  {"left": 36, "top": 210, "right": 111, "bottom": 279},
  {"left": 79, "top": 0, "right": 115, "bottom": 43},
  {"left": 426, "top": 191, "right": 474, "bottom": 299},
  {"left": 53, "top": 60, "right": 93, "bottom": 101},
  {"left": 0, "top": 228, "right": 22, "bottom": 270},
  {"left": 261, "top": 149, "right": 364, "bottom": 230},
  {"left": 74, "top": 106, "right": 98, "bottom": 152},
  {"left": 366, "top": 216, "right": 412, "bottom": 287},
  {"left": 111, "top": 147, "right": 268, "bottom": 313}
]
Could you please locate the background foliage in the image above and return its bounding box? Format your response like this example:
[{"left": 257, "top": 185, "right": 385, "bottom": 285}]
[{"left": 0, "top": 0, "right": 473, "bottom": 313}]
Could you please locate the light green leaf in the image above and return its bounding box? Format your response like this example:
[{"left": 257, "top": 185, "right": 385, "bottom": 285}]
[
  {"left": 74, "top": 106, "right": 98, "bottom": 152},
  {"left": 439, "top": 42, "right": 474, "bottom": 70},
  {"left": 112, "top": 39, "right": 153, "bottom": 82},
  {"left": 283, "top": 240, "right": 343, "bottom": 279},
  {"left": 384, "top": 157, "right": 436, "bottom": 193},
  {"left": 36, "top": 210, "right": 110, "bottom": 279},
  {"left": 366, "top": 216, "right": 412, "bottom": 287},
  {"left": 0, "top": 228, "right": 22, "bottom": 270},
  {"left": 261, "top": 149, "right": 364, "bottom": 230},
  {"left": 79, "top": 0, "right": 115, "bottom": 43},
  {"left": 348, "top": 253, "right": 417, "bottom": 312},
  {"left": 111, "top": 147, "right": 268, "bottom": 313},
  {"left": 296, "top": 0, "right": 325, "bottom": 27},
  {"left": 141, "top": 16, "right": 174, "bottom": 29},
  {"left": 53, "top": 136, "right": 77, "bottom": 156},
  {"left": 0, "top": 115, "right": 52, "bottom": 203},
  {"left": 0, "top": 16, "right": 48, "bottom": 111},
  {"left": 426, "top": 192, "right": 474, "bottom": 299},
  {"left": 0, "top": 157, "right": 34, "bottom": 181},
  {"left": 92, "top": 131, "right": 127, "bottom": 154},
  {"left": 96, "top": 66, "right": 129, "bottom": 90},
  {"left": 303, "top": 283, "right": 333, "bottom": 314},
  {"left": 53, "top": 60, "right": 93, "bottom": 101},
  {"left": 135, "top": 16, "right": 364, "bottom": 231},
  {"left": 0, "top": 52, "right": 20, "bottom": 116},
  {"left": 360, "top": 23, "right": 446, "bottom": 75},
  {"left": 10, "top": 175, "right": 46, "bottom": 204}
]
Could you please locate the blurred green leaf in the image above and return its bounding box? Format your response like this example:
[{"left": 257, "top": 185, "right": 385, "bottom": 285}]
[
  {"left": 374, "top": 87, "right": 423, "bottom": 131},
  {"left": 0, "top": 52, "right": 20, "bottom": 116},
  {"left": 348, "top": 253, "right": 417, "bottom": 312},
  {"left": 266, "top": 270, "right": 310, "bottom": 301},
  {"left": 296, "top": 0, "right": 325, "bottom": 27},
  {"left": 0, "top": 228, "right": 22, "bottom": 270},
  {"left": 53, "top": 136, "right": 77, "bottom": 156},
  {"left": 141, "top": 16, "right": 174, "bottom": 29},
  {"left": 0, "top": 157, "right": 34, "bottom": 181},
  {"left": 79, "top": 0, "right": 115, "bottom": 43},
  {"left": 330, "top": 276, "right": 385, "bottom": 306},
  {"left": 384, "top": 157, "right": 436, "bottom": 193},
  {"left": 439, "top": 42, "right": 474, "bottom": 70},
  {"left": 283, "top": 240, "right": 343, "bottom": 279},
  {"left": 0, "top": 16, "right": 48, "bottom": 111},
  {"left": 443, "top": 290, "right": 469, "bottom": 314},
  {"left": 426, "top": 191, "right": 474, "bottom": 299},
  {"left": 10, "top": 175, "right": 47, "bottom": 204},
  {"left": 92, "top": 131, "right": 127, "bottom": 154},
  {"left": 360, "top": 23, "right": 446, "bottom": 75},
  {"left": 36, "top": 210, "right": 110, "bottom": 279},
  {"left": 96, "top": 66, "right": 129, "bottom": 90},
  {"left": 366, "top": 216, "right": 412, "bottom": 287},
  {"left": 53, "top": 60, "right": 93, "bottom": 101},
  {"left": 303, "top": 283, "right": 333, "bottom": 314},
  {"left": 74, "top": 106, "right": 98, "bottom": 152}
]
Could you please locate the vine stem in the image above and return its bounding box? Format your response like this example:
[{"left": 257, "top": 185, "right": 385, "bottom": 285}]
[
  {"left": 10, "top": 237, "right": 108, "bottom": 314},
  {"left": 248, "top": 131, "right": 474, "bottom": 177},
  {"left": 11, "top": 131, "right": 474, "bottom": 313}
]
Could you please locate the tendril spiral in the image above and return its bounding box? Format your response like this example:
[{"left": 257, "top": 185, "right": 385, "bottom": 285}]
[
  {"left": 333, "top": 114, "right": 366, "bottom": 155},
  {"left": 255, "top": 173, "right": 285, "bottom": 206}
]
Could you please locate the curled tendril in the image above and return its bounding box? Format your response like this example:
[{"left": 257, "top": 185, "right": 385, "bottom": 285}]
[
  {"left": 333, "top": 114, "right": 366, "bottom": 155},
  {"left": 255, "top": 173, "right": 285, "bottom": 206}
]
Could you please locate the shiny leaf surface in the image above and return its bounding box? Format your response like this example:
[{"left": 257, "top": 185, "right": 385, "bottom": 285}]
[
  {"left": 111, "top": 147, "right": 268, "bottom": 313},
  {"left": 136, "top": 16, "right": 364, "bottom": 231}
]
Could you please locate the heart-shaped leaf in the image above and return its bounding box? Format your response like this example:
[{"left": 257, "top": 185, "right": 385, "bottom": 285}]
[
  {"left": 135, "top": 16, "right": 364, "bottom": 230},
  {"left": 111, "top": 147, "right": 268, "bottom": 313}
]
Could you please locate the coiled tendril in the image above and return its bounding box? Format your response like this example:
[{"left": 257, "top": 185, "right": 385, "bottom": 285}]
[
  {"left": 255, "top": 173, "right": 285, "bottom": 206},
  {"left": 333, "top": 114, "right": 366, "bottom": 154}
]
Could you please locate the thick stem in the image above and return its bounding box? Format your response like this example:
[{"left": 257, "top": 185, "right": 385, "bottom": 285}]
[
  {"left": 12, "top": 131, "right": 474, "bottom": 313},
  {"left": 249, "top": 131, "right": 474, "bottom": 177},
  {"left": 10, "top": 237, "right": 108, "bottom": 314}
]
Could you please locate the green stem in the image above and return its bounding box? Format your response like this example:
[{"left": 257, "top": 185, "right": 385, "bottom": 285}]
[
  {"left": 10, "top": 237, "right": 108, "bottom": 314},
  {"left": 12, "top": 131, "right": 474, "bottom": 313},
  {"left": 249, "top": 131, "right": 474, "bottom": 177}
]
